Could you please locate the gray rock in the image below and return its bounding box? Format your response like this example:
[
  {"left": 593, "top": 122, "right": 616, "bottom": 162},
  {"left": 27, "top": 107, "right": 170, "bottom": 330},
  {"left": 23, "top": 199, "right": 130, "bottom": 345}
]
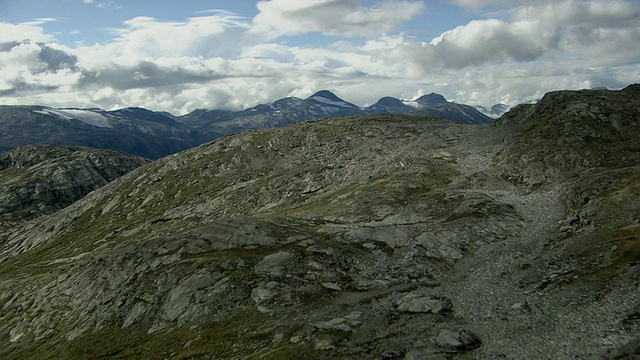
[
  {"left": 435, "top": 329, "right": 482, "bottom": 353},
  {"left": 162, "top": 270, "right": 220, "bottom": 321},
  {"left": 322, "top": 282, "right": 342, "bottom": 291},
  {"left": 396, "top": 294, "right": 452, "bottom": 314},
  {"left": 404, "top": 348, "right": 447, "bottom": 360},
  {"left": 254, "top": 251, "right": 294, "bottom": 277},
  {"left": 315, "top": 311, "right": 362, "bottom": 332},
  {"left": 314, "top": 337, "right": 336, "bottom": 350},
  {"left": 415, "top": 232, "right": 464, "bottom": 261},
  {"left": 251, "top": 281, "right": 280, "bottom": 303}
]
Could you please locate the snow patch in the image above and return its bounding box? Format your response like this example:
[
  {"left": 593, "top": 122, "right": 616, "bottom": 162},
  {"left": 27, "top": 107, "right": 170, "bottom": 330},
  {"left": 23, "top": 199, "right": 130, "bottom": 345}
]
[
  {"left": 312, "top": 96, "right": 354, "bottom": 108},
  {"left": 319, "top": 106, "right": 339, "bottom": 114},
  {"left": 34, "top": 108, "right": 111, "bottom": 128}
]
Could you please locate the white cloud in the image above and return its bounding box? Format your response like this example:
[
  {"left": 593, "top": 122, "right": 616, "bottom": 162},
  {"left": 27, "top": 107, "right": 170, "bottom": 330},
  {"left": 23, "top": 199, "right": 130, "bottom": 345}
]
[
  {"left": 108, "top": 14, "right": 251, "bottom": 59},
  {"left": 451, "top": 0, "right": 557, "bottom": 10},
  {"left": 0, "top": 21, "right": 55, "bottom": 43},
  {"left": 252, "top": 0, "right": 424, "bottom": 38},
  {"left": 0, "top": 0, "right": 638, "bottom": 114},
  {"left": 391, "top": 0, "right": 640, "bottom": 72}
]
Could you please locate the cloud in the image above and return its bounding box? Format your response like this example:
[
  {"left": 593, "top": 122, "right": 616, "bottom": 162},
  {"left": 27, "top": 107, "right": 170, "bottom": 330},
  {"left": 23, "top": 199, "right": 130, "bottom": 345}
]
[
  {"left": 423, "top": 19, "right": 557, "bottom": 68},
  {"left": 0, "top": 21, "right": 55, "bottom": 43},
  {"left": 252, "top": 0, "right": 424, "bottom": 38},
  {"left": 80, "top": 0, "right": 125, "bottom": 9},
  {"left": 38, "top": 45, "right": 79, "bottom": 71},
  {"left": 107, "top": 14, "right": 252, "bottom": 59},
  {"left": 451, "top": 0, "right": 557, "bottom": 10},
  {"left": 391, "top": 0, "right": 640, "bottom": 72},
  {"left": 0, "top": 0, "right": 638, "bottom": 115},
  {"left": 20, "top": 18, "right": 59, "bottom": 26},
  {"left": 0, "top": 42, "right": 81, "bottom": 96}
]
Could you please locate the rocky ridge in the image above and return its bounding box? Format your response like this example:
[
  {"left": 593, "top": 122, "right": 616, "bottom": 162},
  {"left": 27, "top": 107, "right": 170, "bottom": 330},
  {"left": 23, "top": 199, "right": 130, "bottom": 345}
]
[
  {"left": 0, "top": 86, "right": 639, "bottom": 359},
  {"left": 0, "top": 145, "right": 148, "bottom": 232}
]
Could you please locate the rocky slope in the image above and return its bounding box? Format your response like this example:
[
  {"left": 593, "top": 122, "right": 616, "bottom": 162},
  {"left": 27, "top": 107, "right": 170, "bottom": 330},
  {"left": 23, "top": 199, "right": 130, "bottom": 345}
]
[
  {"left": 0, "top": 86, "right": 639, "bottom": 359},
  {"left": 0, "top": 145, "right": 149, "bottom": 232}
]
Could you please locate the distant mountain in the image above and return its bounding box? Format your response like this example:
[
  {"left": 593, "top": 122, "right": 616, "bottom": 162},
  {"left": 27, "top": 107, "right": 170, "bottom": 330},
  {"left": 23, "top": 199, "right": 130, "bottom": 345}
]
[
  {"left": 176, "top": 108, "right": 234, "bottom": 128},
  {"left": 414, "top": 92, "right": 448, "bottom": 107},
  {"left": 366, "top": 96, "right": 416, "bottom": 114},
  {"left": 0, "top": 105, "right": 213, "bottom": 159},
  {"left": 407, "top": 103, "right": 495, "bottom": 125},
  {"left": 475, "top": 103, "right": 510, "bottom": 118},
  {"left": 366, "top": 92, "right": 494, "bottom": 125},
  {"left": 176, "top": 90, "right": 365, "bottom": 133},
  {"left": 177, "top": 90, "right": 494, "bottom": 136},
  {"left": 0, "top": 91, "right": 493, "bottom": 160}
]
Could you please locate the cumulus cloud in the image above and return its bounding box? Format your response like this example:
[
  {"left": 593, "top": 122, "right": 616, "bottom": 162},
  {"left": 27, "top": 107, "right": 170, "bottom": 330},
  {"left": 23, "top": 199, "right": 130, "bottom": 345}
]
[
  {"left": 423, "top": 19, "right": 558, "bottom": 68},
  {"left": 392, "top": 0, "right": 640, "bottom": 72},
  {"left": 252, "top": 0, "right": 424, "bottom": 38},
  {"left": 107, "top": 13, "right": 252, "bottom": 59},
  {"left": 0, "top": 40, "right": 80, "bottom": 96},
  {"left": 0, "top": 0, "right": 638, "bottom": 114},
  {"left": 0, "top": 21, "right": 55, "bottom": 43},
  {"left": 451, "top": 0, "right": 557, "bottom": 10}
]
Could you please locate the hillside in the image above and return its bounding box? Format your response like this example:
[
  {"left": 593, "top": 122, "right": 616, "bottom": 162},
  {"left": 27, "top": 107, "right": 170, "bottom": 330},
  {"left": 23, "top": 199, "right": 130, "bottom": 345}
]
[
  {"left": 0, "top": 145, "right": 149, "bottom": 233},
  {"left": 0, "top": 86, "right": 638, "bottom": 359}
]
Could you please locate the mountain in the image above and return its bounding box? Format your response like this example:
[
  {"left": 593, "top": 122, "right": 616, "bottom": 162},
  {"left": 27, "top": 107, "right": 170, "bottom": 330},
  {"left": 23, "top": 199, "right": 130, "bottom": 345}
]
[
  {"left": 175, "top": 108, "right": 234, "bottom": 128},
  {"left": 414, "top": 92, "right": 448, "bottom": 106},
  {"left": 0, "top": 91, "right": 491, "bottom": 160},
  {"left": 490, "top": 103, "right": 509, "bottom": 116},
  {"left": 0, "top": 105, "right": 212, "bottom": 159},
  {"left": 365, "top": 96, "right": 416, "bottom": 114},
  {"left": 177, "top": 90, "right": 367, "bottom": 133},
  {"left": 365, "top": 92, "right": 494, "bottom": 125},
  {"left": 475, "top": 103, "right": 510, "bottom": 118},
  {"left": 0, "top": 145, "right": 148, "bottom": 232},
  {"left": 1, "top": 85, "right": 638, "bottom": 359},
  {"left": 177, "top": 90, "right": 494, "bottom": 136}
]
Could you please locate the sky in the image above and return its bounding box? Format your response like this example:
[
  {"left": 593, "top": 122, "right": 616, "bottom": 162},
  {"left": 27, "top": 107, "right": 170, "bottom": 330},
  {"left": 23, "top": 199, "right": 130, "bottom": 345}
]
[{"left": 0, "top": 0, "right": 639, "bottom": 115}]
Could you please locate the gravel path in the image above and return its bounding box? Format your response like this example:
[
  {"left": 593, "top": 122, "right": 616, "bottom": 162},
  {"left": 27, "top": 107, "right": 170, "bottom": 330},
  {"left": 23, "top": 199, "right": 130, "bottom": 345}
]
[{"left": 433, "top": 125, "right": 636, "bottom": 359}]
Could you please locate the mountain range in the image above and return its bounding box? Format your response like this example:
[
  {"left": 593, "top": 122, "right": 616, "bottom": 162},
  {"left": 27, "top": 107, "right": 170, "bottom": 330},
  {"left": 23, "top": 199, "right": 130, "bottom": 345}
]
[
  {"left": 0, "top": 85, "right": 638, "bottom": 359},
  {"left": 0, "top": 91, "right": 497, "bottom": 159},
  {"left": 177, "top": 90, "right": 497, "bottom": 131},
  {"left": 0, "top": 105, "right": 208, "bottom": 159}
]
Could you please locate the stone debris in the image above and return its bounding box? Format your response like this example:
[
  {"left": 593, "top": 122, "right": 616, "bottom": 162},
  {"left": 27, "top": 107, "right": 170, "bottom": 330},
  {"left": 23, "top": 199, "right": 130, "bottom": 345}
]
[
  {"left": 396, "top": 294, "right": 452, "bottom": 314},
  {"left": 435, "top": 329, "right": 482, "bottom": 353},
  {"left": 315, "top": 311, "right": 363, "bottom": 332},
  {"left": 254, "top": 251, "right": 294, "bottom": 277},
  {"left": 322, "top": 282, "right": 342, "bottom": 291},
  {"left": 251, "top": 281, "right": 280, "bottom": 303}
]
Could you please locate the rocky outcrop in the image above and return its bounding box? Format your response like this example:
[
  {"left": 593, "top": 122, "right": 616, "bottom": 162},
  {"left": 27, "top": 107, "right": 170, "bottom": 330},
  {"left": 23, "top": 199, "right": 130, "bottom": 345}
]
[
  {"left": 495, "top": 84, "right": 640, "bottom": 187},
  {"left": 0, "top": 87, "right": 639, "bottom": 359},
  {"left": 0, "top": 145, "right": 148, "bottom": 228}
]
